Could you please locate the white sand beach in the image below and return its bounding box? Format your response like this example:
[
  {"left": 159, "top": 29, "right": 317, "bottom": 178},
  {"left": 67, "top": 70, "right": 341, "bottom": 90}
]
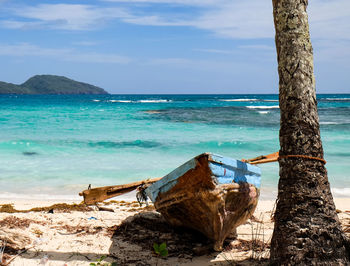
[{"left": 1, "top": 197, "right": 349, "bottom": 265}]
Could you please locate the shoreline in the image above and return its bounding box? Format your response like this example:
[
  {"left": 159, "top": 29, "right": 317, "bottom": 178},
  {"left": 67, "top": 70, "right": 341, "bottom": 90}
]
[
  {"left": 1, "top": 185, "right": 350, "bottom": 207},
  {"left": 1, "top": 196, "right": 350, "bottom": 212}
]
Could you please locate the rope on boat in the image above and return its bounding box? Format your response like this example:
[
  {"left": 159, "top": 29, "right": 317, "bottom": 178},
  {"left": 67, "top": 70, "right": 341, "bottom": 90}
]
[
  {"left": 278, "top": 154, "right": 326, "bottom": 164},
  {"left": 243, "top": 151, "right": 326, "bottom": 165}
]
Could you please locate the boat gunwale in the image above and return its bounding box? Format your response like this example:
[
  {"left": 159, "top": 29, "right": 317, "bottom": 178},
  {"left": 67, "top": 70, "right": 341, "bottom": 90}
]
[{"left": 145, "top": 152, "right": 261, "bottom": 202}]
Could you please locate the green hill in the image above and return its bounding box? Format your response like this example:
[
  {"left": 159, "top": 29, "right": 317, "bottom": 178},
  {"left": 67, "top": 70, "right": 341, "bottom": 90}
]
[
  {"left": 0, "top": 75, "right": 109, "bottom": 95},
  {"left": 0, "top": 81, "right": 31, "bottom": 94}
]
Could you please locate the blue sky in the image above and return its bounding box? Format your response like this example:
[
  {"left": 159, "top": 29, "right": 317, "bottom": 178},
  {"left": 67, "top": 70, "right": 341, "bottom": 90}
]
[{"left": 0, "top": 0, "right": 349, "bottom": 94}]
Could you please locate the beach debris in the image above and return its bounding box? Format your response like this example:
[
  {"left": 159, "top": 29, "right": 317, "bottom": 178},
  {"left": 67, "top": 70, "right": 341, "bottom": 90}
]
[
  {"left": 0, "top": 203, "right": 93, "bottom": 213},
  {"left": 0, "top": 216, "right": 37, "bottom": 229},
  {"left": 344, "top": 218, "right": 350, "bottom": 233},
  {"left": 39, "top": 255, "right": 49, "bottom": 265},
  {"left": 95, "top": 204, "right": 114, "bottom": 213},
  {"left": 0, "top": 229, "right": 31, "bottom": 250},
  {"left": 0, "top": 246, "right": 30, "bottom": 266},
  {"left": 0, "top": 240, "right": 6, "bottom": 264},
  {"left": 88, "top": 217, "right": 98, "bottom": 221},
  {"left": 31, "top": 228, "right": 44, "bottom": 238},
  {"left": 0, "top": 205, "right": 16, "bottom": 214},
  {"left": 0, "top": 228, "right": 31, "bottom": 265},
  {"left": 55, "top": 224, "right": 103, "bottom": 236}
]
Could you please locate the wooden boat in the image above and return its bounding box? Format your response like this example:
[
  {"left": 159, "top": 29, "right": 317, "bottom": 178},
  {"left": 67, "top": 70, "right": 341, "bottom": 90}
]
[
  {"left": 144, "top": 152, "right": 261, "bottom": 251},
  {"left": 80, "top": 152, "right": 278, "bottom": 250}
]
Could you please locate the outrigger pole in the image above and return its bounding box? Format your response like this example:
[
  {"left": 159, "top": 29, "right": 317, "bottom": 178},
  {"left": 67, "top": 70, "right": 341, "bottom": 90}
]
[{"left": 80, "top": 152, "right": 280, "bottom": 205}]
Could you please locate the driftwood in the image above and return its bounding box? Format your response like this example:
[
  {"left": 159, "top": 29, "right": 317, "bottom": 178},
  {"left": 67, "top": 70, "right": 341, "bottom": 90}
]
[
  {"left": 79, "top": 177, "right": 161, "bottom": 205},
  {"left": 0, "top": 229, "right": 31, "bottom": 250}
]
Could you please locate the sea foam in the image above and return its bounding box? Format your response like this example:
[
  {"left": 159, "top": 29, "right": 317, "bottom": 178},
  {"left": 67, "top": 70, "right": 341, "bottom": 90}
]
[
  {"left": 332, "top": 188, "right": 350, "bottom": 197},
  {"left": 320, "top": 122, "right": 342, "bottom": 125},
  {"left": 323, "top": 98, "right": 350, "bottom": 101},
  {"left": 220, "top": 99, "right": 258, "bottom": 102},
  {"left": 108, "top": 100, "right": 132, "bottom": 103},
  {"left": 246, "top": 105, "right": 280, "bottom": 109},
  {"left": 138, "top": 100, "right": 171, "bottom": 103}
]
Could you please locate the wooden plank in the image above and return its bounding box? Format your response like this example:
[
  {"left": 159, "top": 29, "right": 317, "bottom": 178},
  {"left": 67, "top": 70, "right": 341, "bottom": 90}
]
[
  {"left": 79, "top": 177, "right": 161, "bottom": 205},
  {"left": 242, "top": 151, "right": 279, "bottom": 165}
]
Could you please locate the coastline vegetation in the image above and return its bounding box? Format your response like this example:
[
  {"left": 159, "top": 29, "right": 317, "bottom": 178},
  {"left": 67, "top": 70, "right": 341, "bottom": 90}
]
[{"left": 0, "top": 75, "right": 108, "bottom": 95}]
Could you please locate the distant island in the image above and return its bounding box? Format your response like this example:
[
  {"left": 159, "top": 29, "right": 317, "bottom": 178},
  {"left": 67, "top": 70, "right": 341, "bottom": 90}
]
[{"left": 0, "top": 75, "right": 109, "bottom": 95}]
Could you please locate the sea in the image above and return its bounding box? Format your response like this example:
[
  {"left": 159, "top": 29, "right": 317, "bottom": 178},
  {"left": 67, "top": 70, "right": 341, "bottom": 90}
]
[{"left": 0, "top": 94, "right": 349, "bottom": 200}]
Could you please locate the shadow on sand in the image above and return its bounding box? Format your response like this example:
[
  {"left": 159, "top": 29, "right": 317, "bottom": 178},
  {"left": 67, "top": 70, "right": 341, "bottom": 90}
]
[{"left": 108, "top": 211, "right": 268, "bottom": 265}]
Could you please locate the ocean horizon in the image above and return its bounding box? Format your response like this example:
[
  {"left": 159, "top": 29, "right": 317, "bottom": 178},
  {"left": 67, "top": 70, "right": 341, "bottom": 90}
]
[{"left": 1, "top": 94, "right": 349, "bottom": 200}]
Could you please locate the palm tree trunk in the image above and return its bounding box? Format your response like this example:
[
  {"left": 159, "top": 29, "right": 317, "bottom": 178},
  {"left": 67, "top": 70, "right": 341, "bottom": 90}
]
[{"left": 270, "top": 0, "right": 350, "bottom": 264}]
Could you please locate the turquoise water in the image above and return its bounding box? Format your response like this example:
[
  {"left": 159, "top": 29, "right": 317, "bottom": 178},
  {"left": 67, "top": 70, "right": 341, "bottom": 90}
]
[{"left": 0, "top": 94, "right": 349, "bottom": 200}]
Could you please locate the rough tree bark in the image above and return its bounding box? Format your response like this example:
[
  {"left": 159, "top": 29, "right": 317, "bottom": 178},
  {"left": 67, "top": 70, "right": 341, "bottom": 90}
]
[{"left": 270, "top": 0, "right": 350, "bottom": 265}]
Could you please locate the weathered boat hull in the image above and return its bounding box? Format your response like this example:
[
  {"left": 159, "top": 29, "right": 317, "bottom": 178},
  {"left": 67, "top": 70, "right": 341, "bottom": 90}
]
[{"left": 145, "top": 153, "right": 261, "bottom": 251}]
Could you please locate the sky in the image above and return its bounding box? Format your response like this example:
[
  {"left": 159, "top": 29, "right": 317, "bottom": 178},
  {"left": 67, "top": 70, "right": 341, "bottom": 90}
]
[{"left": 0, "top": 0, "right": 349, "bottom": 94}]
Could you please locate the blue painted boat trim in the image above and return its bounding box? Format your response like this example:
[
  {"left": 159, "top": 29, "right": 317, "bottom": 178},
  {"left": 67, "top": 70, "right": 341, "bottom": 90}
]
[
  {"left": 208, "top": 154, "right": 261, "bottom": 189},
  {"left": 145, "top": 153, "right": 261, "bottom": 202}
]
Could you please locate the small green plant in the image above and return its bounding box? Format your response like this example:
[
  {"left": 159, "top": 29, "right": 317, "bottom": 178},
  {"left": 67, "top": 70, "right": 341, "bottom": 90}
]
[
  {"left": 153, "top": 242, "right": 168, "bottom": 257},
  {"left": 90, "top": 255, "right": 117, "bottom": 266}
]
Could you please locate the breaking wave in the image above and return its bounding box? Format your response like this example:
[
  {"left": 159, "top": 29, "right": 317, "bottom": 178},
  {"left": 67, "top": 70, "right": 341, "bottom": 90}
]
[
  {"left": 220, "top": 99, "right": 258, "bottom": 102},
  {"left": 246, "top": 105, "right": 280, "bottom": 109},
  {"left": 331, "top": 188, "right": 350, "bottom": 197}
]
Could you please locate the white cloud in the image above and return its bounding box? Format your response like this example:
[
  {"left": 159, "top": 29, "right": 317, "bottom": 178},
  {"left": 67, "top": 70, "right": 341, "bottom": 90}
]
[
  {"left": 191, "top": 2, "right": 274, "bottom": 39},
  {"left": 122, "top": 15, "right": 187, "bottom": 26},
  {"left": 309, "top": 0, "right": 350, "bottom": 40},
  {"left": 7, "top": 4, "right": 131, "bottom": 30},
  {"left": 1, "top": 1, "right": 349, "bottom": 41},
  {"left": 1, "top": 20, "right": 43, "bottom": 30},
  {"left": 195, "top": 45, "right": 274, "bottom": 55},
  {"left": 119, "top": 2, "right": 274, "bottom": 39},
  {"left": 101, "top": 0, "right": 220, "bottom": 6},
  {"left": 0, "top": 43, "right": 131, "bottom": 64},
  {"left": 118, "top": 0, "right": 349, "bottom": 40},
  {"left": 119, "top": 0, "right": 349, "bottom": 40}
]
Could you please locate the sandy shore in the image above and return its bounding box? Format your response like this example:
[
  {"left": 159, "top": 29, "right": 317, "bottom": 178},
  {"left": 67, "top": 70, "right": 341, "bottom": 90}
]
[{"left": 0, "top": 197, "right": 349, "bottom": 266}]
